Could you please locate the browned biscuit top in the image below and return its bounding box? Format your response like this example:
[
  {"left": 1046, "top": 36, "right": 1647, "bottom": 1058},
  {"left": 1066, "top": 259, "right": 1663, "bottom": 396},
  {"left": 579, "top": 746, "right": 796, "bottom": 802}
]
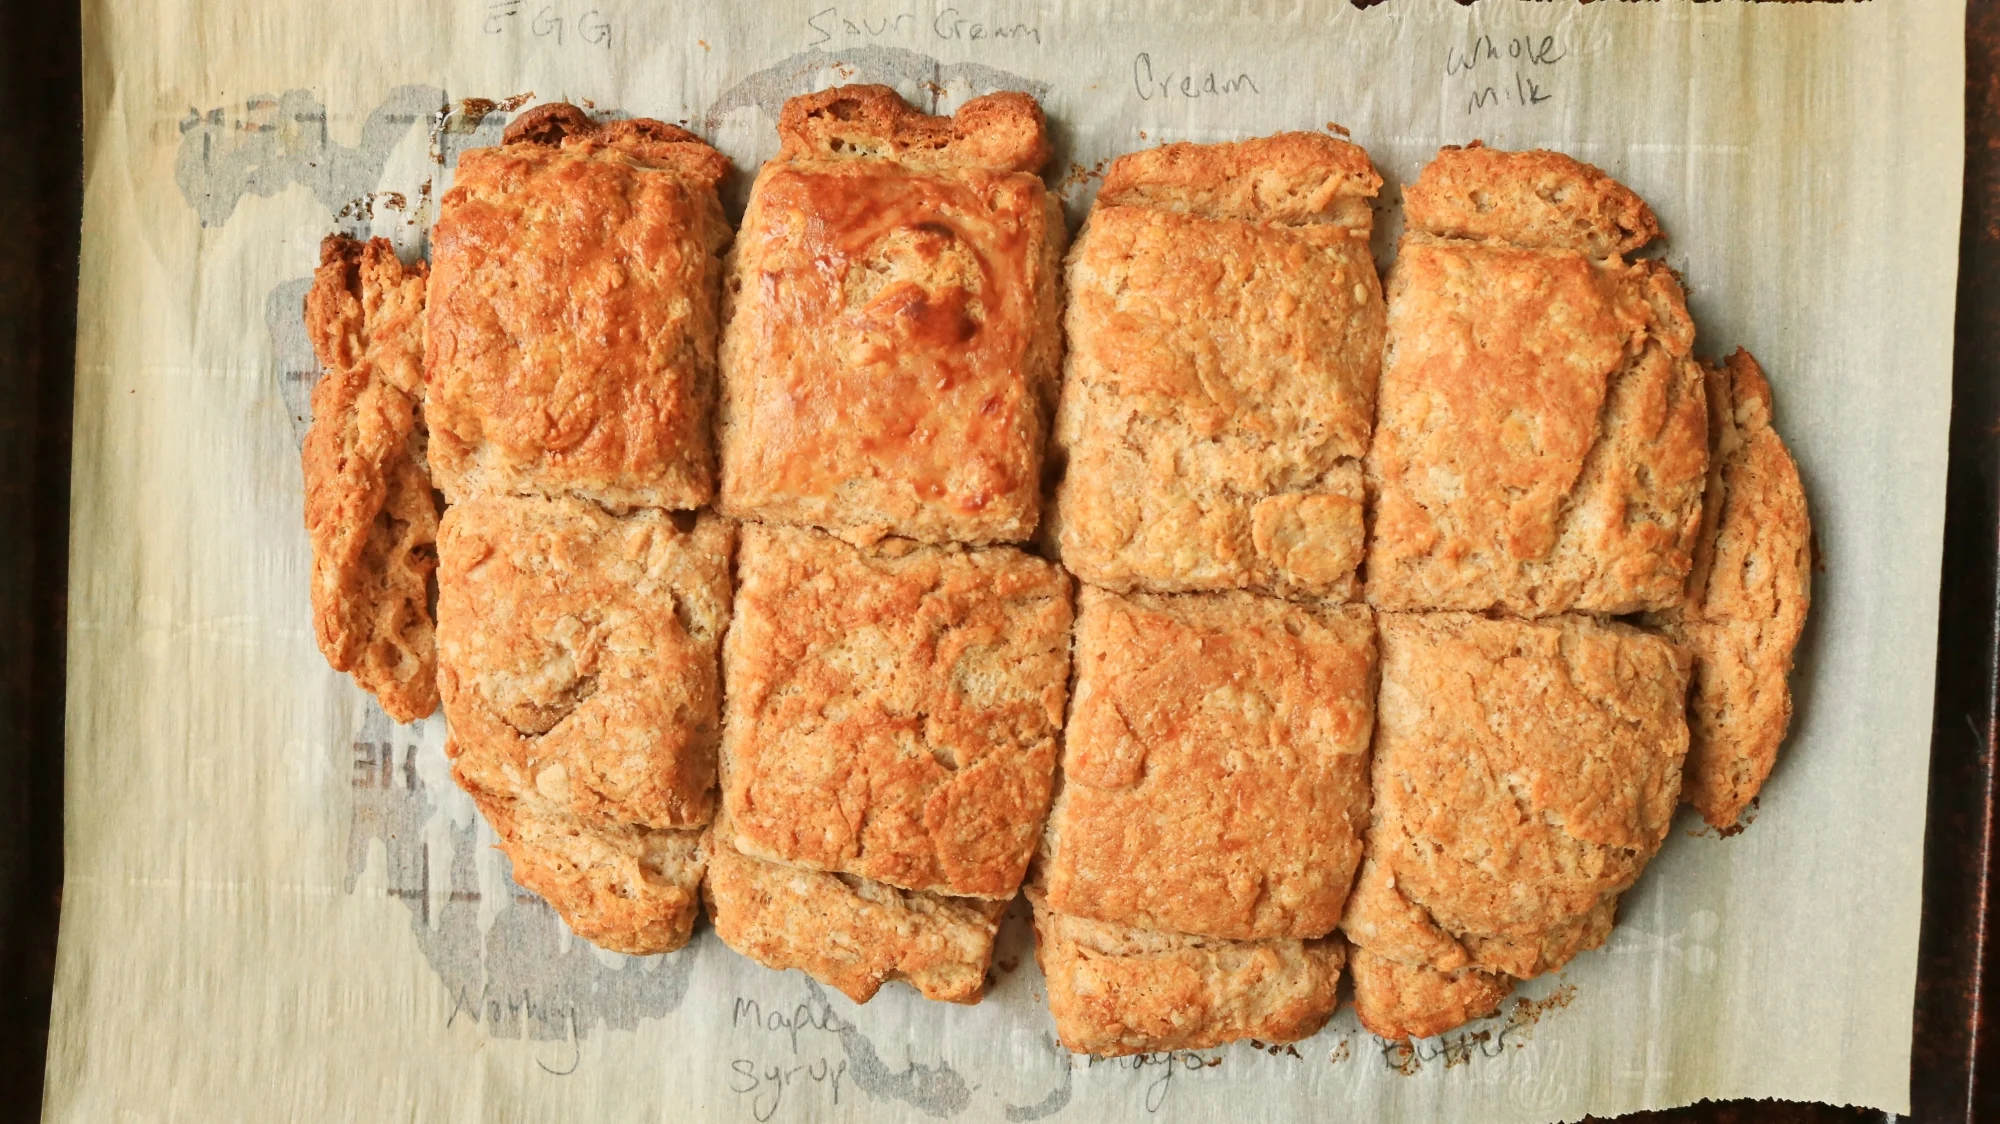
[
  {"left": 301, "top": 234, "right": 439, "bottom": 724},
  {"left": 775, "top": 85, "right": 1050, "bottom": 173},
  {"left": 721, "top": 523, "right": 1071, "bottom": 898},
  {"left": 425, "top": 111, "right": 731, "bottom": 510},
  {"left": 1403, "top": 143, "right": 1661, "bottom": 257},
  {"left": 437, "top": 496, "right": 733, "bottom": 832},
  {"left": 1098, "top": 131, "right": 1380, "bottom": 228},
  {"left": 1648, "top": 349, "right": 1812, "bottom": 828},
  {"left": 1042, "top": 588, "right": 1376, "bottom": 941},
  {"left": 718, "top": 93, "right": 1064, "bottom": 545},
  {"left": 1365, "top": 230, "right": 1708, "bottom": 615},
  {"left": 1031, "top": 905, "right": 1345, "bottom": 1056}
]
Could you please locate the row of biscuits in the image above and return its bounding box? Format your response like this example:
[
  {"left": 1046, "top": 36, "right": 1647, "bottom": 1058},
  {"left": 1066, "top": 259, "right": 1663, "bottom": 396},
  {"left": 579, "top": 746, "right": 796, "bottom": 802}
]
[{"left": 298, "top": 84, "right": 1811, "bottom": 1053}]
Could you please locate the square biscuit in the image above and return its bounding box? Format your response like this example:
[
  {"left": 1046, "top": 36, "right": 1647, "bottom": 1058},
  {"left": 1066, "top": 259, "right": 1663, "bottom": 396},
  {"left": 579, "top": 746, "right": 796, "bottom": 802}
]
[
  {"left": 717, "top": 86, "right": 1064, "bottom": 545},
  {"left": 705, "top": 820, "right": 1007, "bottom": 1005},
  {"left": 721, "top": 522, "right": 1071, "bottom": 899},
  {"left": 426, "top": 108, "right": 731, "bottom": 510},
  {"left": 1340, "top": 612, "right": 1687, "bottom": 1037},
  {"left": 1041, "top": 587, "right": 1376, "bottom": 941},
  {"left": 1050, "top": 134, "right": 1383, "bottom": 599},
  {"left": 1646, "top": 349, "right": 1812, "bottom": 828},
  {"left": 461, "top": 779, "right": 706, "bottom": 955},
  {"left": 1031, "top": 905, "right": 1344, "bottom": 1056},
  {"left": 437, "top": 495, "right": 733, "bottom": 832},
  {"left": 302, "top": 234, "right": 440, "bottom": 723},
  {"left": 1365, "top": 149, "right": 1708, "bottom": 617}
]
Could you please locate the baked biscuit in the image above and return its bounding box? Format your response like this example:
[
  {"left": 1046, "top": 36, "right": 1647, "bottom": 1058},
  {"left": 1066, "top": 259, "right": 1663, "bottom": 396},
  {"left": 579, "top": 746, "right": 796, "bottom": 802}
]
[
  {"left": 425, "top": 104, "right": 731, "bottom": 510},
  {"left": 1646, "top": 349, "right": 1812, "bottom": 828},
  {"left": 705, "top": 819, "right": 1007, "bottom": 1004},
  {"left": 462, "top": 779, "right": 706, "bottom": 955},
  {"left": 721, "top": 522, "right": 1071, "bottom": 898},
  {"left": 1031, "top": 904, "right": 1344, "bottom": 1056},
  {"left": 1041, "top": 587, "right": 1375, "bottom": 940},
  {"left": 1366, "top": 146, "right": 1709, "bottom": 616},
  {"left": 302, "top": 234, "right": 439, "bottom": 723},
  {"left": 437, "top": 496, "right": 732, "bottom": 832},
  {"left": 1341, "top": 612, "right": 1689, "bottom": 1038},
  {"left": 716, "top": 85, "right": 1064, "bottom": 545},
  {"left": 1050, "top": 133, "right": 1383, "bottom": 599}
]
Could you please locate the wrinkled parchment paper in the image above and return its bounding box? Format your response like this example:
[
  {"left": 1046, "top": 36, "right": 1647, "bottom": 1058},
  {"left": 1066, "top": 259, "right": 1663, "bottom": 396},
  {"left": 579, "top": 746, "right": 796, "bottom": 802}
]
[{"left": 46, "top": 1, "right": 1962, "bottom": 1120}]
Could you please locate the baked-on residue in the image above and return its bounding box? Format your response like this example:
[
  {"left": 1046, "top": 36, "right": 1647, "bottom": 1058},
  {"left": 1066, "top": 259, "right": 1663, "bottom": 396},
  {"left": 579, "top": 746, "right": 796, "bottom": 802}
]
[{"left": 302, "top": 234, "right": 440, "bottom": 723}]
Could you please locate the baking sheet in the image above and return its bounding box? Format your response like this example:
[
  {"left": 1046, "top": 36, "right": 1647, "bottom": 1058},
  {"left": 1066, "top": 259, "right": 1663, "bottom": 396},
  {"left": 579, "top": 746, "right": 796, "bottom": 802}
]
[{"left": 45, "top": 1, "right": 1963, "bottom": 1120}]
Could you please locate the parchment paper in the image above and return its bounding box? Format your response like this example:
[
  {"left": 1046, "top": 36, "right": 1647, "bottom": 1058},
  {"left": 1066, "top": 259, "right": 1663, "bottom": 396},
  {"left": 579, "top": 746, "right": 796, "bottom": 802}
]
[{"left": 46, "top": 2, "right": 1963, "bottom": 1120}]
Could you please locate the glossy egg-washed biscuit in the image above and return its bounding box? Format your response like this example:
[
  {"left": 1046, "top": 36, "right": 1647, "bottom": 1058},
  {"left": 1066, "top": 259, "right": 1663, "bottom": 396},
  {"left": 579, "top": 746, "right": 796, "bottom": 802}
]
[
  {"left": 1050, "top": 133, "right": 1384, "bottom": 600},
  {"left": 426, "top": 104, "right": 732, "bottom": 511},
  {"left": 719, "top": 522, "right": 1072, "bottom": 900},
  {"left": 1366, "top": 145, "right": 1710, "bottom": 616},
  {"left": 303, "top": 235, "right": 439, "bottom": 724},
  {"left": 1340, "top": 612, "right": 1690, "bottom": 1039},
  {"left": 716, "top": 85, "right": 1065, "bottom": 545}
]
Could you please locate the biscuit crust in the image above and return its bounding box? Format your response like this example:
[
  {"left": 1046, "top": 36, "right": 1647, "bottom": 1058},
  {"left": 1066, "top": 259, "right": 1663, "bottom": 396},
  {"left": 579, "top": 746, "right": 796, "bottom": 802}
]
[
  {"left": 437, "top": 497, "right": 732, "bottom": 832},
  {"left": 1647, "top": 349, "right": 1812, "bottom": 827},
  {"left": 462, "top": 780, "right": 706, "bottom": 955},
  {"left": 1042, "top": 588, "right": 1376, "bottom": 940},
  {"left": 717, "top": 86, "right": 1064, "bottom": 545},
  {"left": 1051, "top": 134, "right": 1383, "bottom": 599},
  {"left": 1032, "top": 905, "right": 1344, "bottom": 1056},
  {"left": 302, "top": 234, "right": 439, "bottom": 723},
  {"left": 1347, "top": 947, "right": 1512, "bottom": 1042},
  {"left": 1401, "top": 144, "right": 1662, "bottom": 258},
  {"left": 721, "top": 523, "right": 1071, "bottom": 898},
  {"left": 1340, "top": 613, "right": 1688, "bottom": 1036},
  {"left": 1366, "top": 238, "right": 1707, "bottom": 615},
  {"left": 705, "top": 820, "right": 1007, "bottom": 1004},
  {"left": 425, "top": 107, "right": 731, "bottom": 510}
]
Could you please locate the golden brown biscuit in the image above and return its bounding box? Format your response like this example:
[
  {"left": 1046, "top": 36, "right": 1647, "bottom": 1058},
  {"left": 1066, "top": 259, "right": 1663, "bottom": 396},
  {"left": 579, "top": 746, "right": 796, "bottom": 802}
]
[
  {"left": 1347, "top": 947, "right": 1512, "bottom": 1042},
  {"left": 437, "top": 496, "right": 732, "bottom": 832},
  {"left": 1340, "top": 612, "right": 1688, "bottom": 1037},
  {"left": 302, "top": 234, "right": 439, "bottom": 723},
  {"left": 1031, "top": 904, "right": 1344, "bottom": 1056},
  {"left": 461, "top": 778, "right": 705, "bottom": 955},
  {"left": 425, "top": 104, "right": 731, "bottom": 510},
  {"left": 1646, "top": 349, "right": 1812, "bottom": 828},
  {"left": 1400, "top": 144, "right": 1662, "bottom": 257},
  {"left": 1041, "top": 587, "right": 1375, "bottom": 940},
  {"left": 716, "top": 85, "right": 1064, "bottom": 545},
  {"left": 1366, "top": 148, "right": 1708, "bottom": 616},
  {"left": 704, "top": 819, "right": 1007, "bottom": 1004},
  {"left": 721, "top": 522, "right": 1071, "bottom": 899},
  {"left": 1050, "top": 134, "right": 1383, "bottom": 599}
]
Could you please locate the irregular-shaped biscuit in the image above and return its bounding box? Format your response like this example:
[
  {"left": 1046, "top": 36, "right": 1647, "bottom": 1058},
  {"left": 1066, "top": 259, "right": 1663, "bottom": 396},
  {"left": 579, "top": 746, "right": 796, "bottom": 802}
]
[
  {"left": 462, "top": 779, "right": 706, "bottom": 955},
  {"left": 721, "top": 522, "right": 1071, "bottom": 899},
  {"left": 1347, "top": 947, "right": 1512, "bottom": 1043},
  {"left": 1032, "top": 904, "right": 1344, "bottom": 1056},
  {"left": 302, "top": 234, "right": 439, "bottom": 723},
  {"left": 1400, "top": 143, "right": 1662, "bottom": 257},
  {"left": 1646, "top": 349, "right": 1812, "bottom": 828},
  {"left": 1050, "top": 134, "right": 1383, "bottom": 599},
  {"left": 1366, "top": 147, "right": 1708, "bottom": 616},
  {"left": 437, "top": 496, "right": 732, "bottom": 831},
  {"left": 704, "top": 819, "right": 1007, "bottom": 1004},
  {"left": 1341, "top": 612, "right": 1689, "bottom": 1038},
  {"left": 717, "top": 85, "right": 1065, "bottom": 545},
  {"left": 1042, "top": 587, "right": 1375, "bottom": 940},
  {"left": 426, "top": 104, "right": 731, "bottom": 510}
]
